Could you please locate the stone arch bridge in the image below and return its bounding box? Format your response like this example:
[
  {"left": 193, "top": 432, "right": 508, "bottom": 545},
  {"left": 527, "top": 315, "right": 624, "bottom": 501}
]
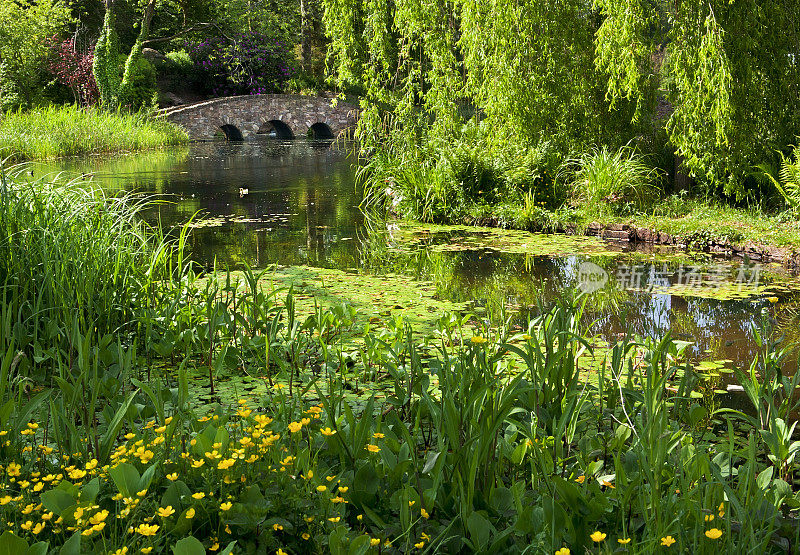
[{"left": 159, "top": 94, "right": 359, "bottom": 141}]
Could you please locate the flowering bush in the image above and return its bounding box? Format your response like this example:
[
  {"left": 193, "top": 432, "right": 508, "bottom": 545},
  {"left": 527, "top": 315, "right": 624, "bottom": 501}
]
[
  {"left": 47, "top": 37, "right": 99, "bottom": 106},
  {"left": 187, "top": 33, "right": 294, "bottom": 97}
]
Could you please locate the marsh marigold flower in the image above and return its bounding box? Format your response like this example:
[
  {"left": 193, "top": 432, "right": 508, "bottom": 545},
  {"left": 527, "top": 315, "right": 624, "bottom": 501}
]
[
  {"left": 590, "top": 531, "right": 606, "bottom": 542},
  {"left": 705, "top": 529, "right": 723, "bottom": 540},
  {"left": 366, "top": 444, "right": 380, "bottom": 453},
  {"left": 157, "top": 506, "right": 175, "bottom": 518},
  {"left": 618, "top": 537, "right": 631, "bottom": 544},
  {"left": 288, "top": 422, "right": 303, "bottom": 433},
  {"left": 660, "top": 536, "right": 676, "bottom": 547},
  {"left": 555, "top": 549, "right": 570, "bottom": 555},
  {"left": 135, "top": 523, "right": 159, "bottom": 536}
]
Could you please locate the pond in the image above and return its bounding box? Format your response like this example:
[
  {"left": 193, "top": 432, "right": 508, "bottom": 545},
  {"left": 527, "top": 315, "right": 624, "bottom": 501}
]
[{"left": 47, "top": 139, "right": 800, "bottom": 382}]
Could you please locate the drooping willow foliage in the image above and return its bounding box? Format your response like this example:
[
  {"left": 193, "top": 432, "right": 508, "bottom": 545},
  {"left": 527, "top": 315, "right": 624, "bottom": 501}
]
[{"left": 323, "top": 0, "right": 800, "bottom": 198}]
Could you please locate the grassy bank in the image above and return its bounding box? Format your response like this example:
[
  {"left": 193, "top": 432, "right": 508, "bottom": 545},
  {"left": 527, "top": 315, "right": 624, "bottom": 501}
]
[
  {"left": 0, "top": 105, "right": 187, "bottom": 161},
  {"left": 0, "top": 170, "right": 798, "bottom": 553},
  {"left": 363, "top": 136, "right": 800, "bottom": 254},
  {"left": 466, "top": 196, "right": 800, "bottom": 251}
]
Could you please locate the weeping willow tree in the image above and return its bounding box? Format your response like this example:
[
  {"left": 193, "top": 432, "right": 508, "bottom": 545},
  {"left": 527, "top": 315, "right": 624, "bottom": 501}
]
[{"left": 323, "top": 0, "right": 800, "bottom": 198}]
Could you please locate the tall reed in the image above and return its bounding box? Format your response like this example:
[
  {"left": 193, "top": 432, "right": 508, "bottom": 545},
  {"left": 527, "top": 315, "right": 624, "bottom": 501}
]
[{"left": 0, "top": 105, "right": 187, "bottom": 161}]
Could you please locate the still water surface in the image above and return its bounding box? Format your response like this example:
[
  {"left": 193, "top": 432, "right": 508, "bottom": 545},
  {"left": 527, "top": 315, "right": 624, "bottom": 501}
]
[{"left": 51, "top": 139, "right": 800, "bottom": 376}]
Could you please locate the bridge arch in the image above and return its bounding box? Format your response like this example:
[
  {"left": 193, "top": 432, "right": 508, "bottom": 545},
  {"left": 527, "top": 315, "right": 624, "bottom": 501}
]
[
  {"left": 257, "top": 120, "right": 295, "bottom": 139},
  {"left": 219, "top": 124, "right": 244, "bottom": 141},
  {"left": 308, "top": 122, "right": 334, "bottom": 140}
]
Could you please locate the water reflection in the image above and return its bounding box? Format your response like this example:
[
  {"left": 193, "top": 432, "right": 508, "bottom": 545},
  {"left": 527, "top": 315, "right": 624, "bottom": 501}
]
[{"left": 47, "top": 139, "right": 800, "bottom": 373}]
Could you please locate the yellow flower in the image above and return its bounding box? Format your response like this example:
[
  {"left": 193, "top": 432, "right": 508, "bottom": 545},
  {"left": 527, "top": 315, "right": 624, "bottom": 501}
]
[
  {"left": 705, "top": 514, "right": 714, "bottom": 522},
  {"left": 590, "top": 531, "right": 606, "bottom": 542},
  {"left": 191, "top": 459, "right": 205, "bottom": 468},
  {"left": 136, "top": 489, "right": 147, "bottom": 497},
  {"left": 601, "top": 480, "right": 615, "bottom": 488},
  {"left": 768, "top": 296, "right": 779, "bottom": 303},
  {"left": 575, "top": 475, "right": 586, "bottom": 484},
  {"left": 321, "top": 427, "right": 336, "bottom": 436},
  {"left": 218, "top": 459, "right": 235, "bottom": 470},
  {"left": 85, "top": 459, "right": 98, "bottom": 470},
  {"left": 618, "top": 537, "right": 631, "bottom": 544},
  {"left": 718, "top": 502, "right": 725, "bottom": 517},
  {"left": 192, "top": 492, "right": 205, "bottom": 500},
  {"left": 7, "top": 462, "right": 21, "bottom": 477},
  {"left": 470, "top": 336, "right": 487, "bottom": 344},
  {"left": 157, "top": 506, "right": 175, "bottom": 518},
  {"left": 365, "top": 444, "right": 380, "bottom": 453},
  {"left": 555, "top": 549, "right": 570, "bottom": 555},
  {"left": 316, "top": 485, "right": 327, "bottom": 492},
  {"left": 414, "top": 541, "right": 425, "bottom": 549},
  {"left": 141, "top": 548, "right": 153, "bottom": 554},
  {"left": 166, "top": 472, "right": 178, "bottom": 481},
  {"left": 660, "top": 536, "right": 676, "bottom": 547},
  {"left": 277, "top": 550, "right": 288, "bottom": 555},
  {"left": 185, "top": 508, "right": 196, "bottom": 519},
  {"left": 124, "top": 433, "right": 136, "bottom": 440},
  {"left": 220, "top": 502, "right": 232, "bottom": 511},
  {"left": 32, "top": 522, "right": 45, "bottom": 535},
  {"left": 421, "top": 508, "right": 429, "bottom": 519},
  {"left": 273, "top": 523, "right": 283, "bottom": 531},
  {"left": 338, "top": 486, "right": 348, "bottom": 493},
  {"left": 113, "top": 548, "right": 129, "bottom": 555},
  {"left": 328, "top": 516, "right": 341, "bottom": 523},
  {"left": 302, "top": 533, "right": 311, "bottom": 540},
  {"left": 705, "top": 528, "right": 723, "bottom": 540},
  {"left": 135, "top": 523, "right": 159, "bottom": 536},
  {"left": 370, "top": 538, "right": 380, "bottom": 546},
  {"left": 288, "top": 422, "right": 303, "bottom": 433},
  {"left": 373, "top": 432, "right": 385, "bottom": 439}
]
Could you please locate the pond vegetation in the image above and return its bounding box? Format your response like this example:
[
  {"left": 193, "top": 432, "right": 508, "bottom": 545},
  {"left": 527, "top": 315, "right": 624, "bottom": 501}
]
[{"left": 1, "top": 160, "right": 800, "bottom": 554}]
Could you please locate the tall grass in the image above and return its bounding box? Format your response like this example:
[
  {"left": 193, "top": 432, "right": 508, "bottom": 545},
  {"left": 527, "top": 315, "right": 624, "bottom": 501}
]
[
  {"left": 566, "top": 145, "right": 661, "bottom": 215},
  {"left": 0, "top": 165, "right": 181, "bottom": 346},
  {"left": 0, "top": 105, "right": 188, "bottom": 161}
]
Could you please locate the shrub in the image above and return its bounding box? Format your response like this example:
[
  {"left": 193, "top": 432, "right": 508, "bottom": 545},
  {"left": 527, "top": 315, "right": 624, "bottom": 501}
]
[
  {"left": 187, "top": 32, "right": 295, "bottom": 97},
  {"left": 47, "top": 37, "right": 99, "bottom": 107}
]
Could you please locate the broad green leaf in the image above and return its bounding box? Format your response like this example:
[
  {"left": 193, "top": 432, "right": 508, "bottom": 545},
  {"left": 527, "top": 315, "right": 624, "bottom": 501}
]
[
  {"left": 172, "top": 536, "right": 205, "bottom": 555},
  {"left": 108, "top": 462, "right": 140, "bottom": 498},
  {"left": 0, "top": 532, "right": 28, "bottom": 555}
]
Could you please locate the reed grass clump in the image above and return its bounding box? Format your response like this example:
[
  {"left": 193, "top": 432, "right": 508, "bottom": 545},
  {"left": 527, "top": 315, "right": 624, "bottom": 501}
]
[
  {"left": 0, "top": 165, "right": 178, "bottom": 341},
  {"left": 0, "top": 105, "right": 187, "bottom": 161}
]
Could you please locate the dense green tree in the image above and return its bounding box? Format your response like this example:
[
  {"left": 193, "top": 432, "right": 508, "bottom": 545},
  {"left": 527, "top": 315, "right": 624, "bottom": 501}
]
[
  {"left": 323, "top": 0, "right": 800, "bottom": 198},
  {"left": 0, "top": 0, "right": 72, "bottom": 111}
]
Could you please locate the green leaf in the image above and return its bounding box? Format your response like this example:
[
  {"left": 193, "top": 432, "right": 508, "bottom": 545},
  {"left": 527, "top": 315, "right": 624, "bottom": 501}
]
[
  {"left": 218, "top": 541, "right": 237, "bottom": 555},
  {"left": 59, "top": 532, "right": 81, "bottom": 555},
  {"left": 348, "top": 535, "right": 371, "bottom": 555},
  {"left": 466, "top": 511, "right": 494, "bottom": 551},
  {"left": 0, "top": 532, "right": 28, "bottom": 555},
  {"left": 26, "top": 542, "right": 49, "bottom": 555},
  {"left": 99, "top": 391, "right": 136, "bottom": 462},
  {"left": 79, "top": 478, "right": 100, "bottom": 504},
  {"left": 108, "top": 462, "right": 140, "bottom": 498},
  {"left": 172, "top": 536, "right": 205, "bottom": 555},
  {"left": 40, "top": 488, "right": 76, "bottom": 516}
]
